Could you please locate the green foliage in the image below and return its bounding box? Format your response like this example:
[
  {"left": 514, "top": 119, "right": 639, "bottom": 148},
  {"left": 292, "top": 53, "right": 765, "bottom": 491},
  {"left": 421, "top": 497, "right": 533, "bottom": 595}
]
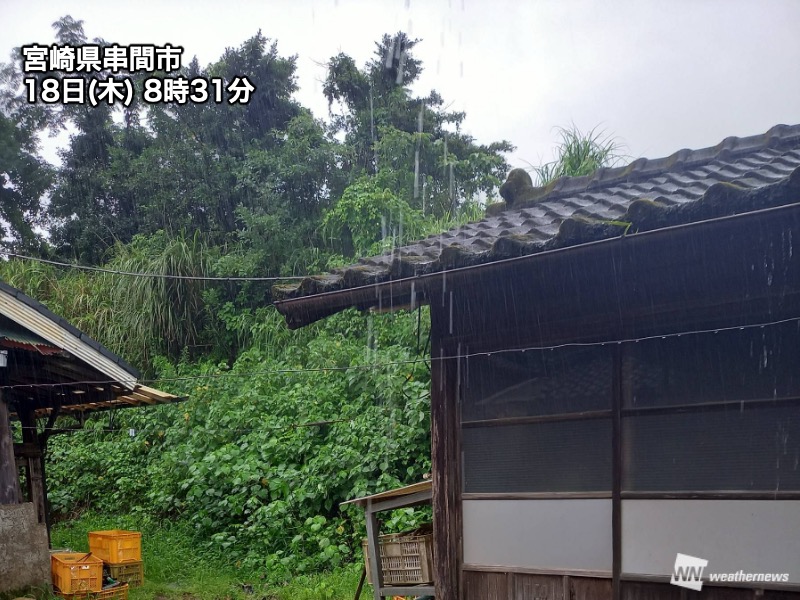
[
  {"left": 0, "top": 232, "right": 211, "bottom": 370},
  {"left": 106, "top": 231, "right": 211, "bottom": 364},
  {"left": 532, "top": 125, "right": 626, "bottom": 185},
  {"left": 323, "top": 32, "right": 513, "bottom": 214},
  {"left": 0, "top": 113, "right": 53, "bottom": 248},
  {"left": 45, "top": 306, "right": 432, "bottom": 578},
  {"left": 321, "top": 177, "right": 423, "bottom": 256}
]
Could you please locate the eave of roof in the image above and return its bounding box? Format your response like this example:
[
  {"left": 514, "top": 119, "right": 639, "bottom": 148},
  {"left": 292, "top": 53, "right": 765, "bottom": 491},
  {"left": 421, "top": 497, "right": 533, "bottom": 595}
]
[
  {"left": 0, "top": 318, "right": 62, "bottom": 355},
  {"left": 28, "top": 384, "right": 182, "bottom": 419},
  {"left": 0, "top": 279, "right": 182, "bottom": 416},
  {"left": 274, "top": 124, "right": 800, "bottom": 328},
  {"left": 0, "top": 279, "right": 140, "bottom": 385},
  {"left": 341, "top": 480, "right": 431, "bottom": 508}
]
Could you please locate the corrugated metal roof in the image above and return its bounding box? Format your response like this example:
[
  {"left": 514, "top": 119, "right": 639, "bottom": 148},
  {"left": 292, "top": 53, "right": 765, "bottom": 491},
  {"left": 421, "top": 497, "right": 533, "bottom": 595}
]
[
  {"left": 274, "top": 123, "right": 800, "bottom": 327},
  {"left": 0, "top": 280, "right": 140, "bottom": 379},
  {"left": 0, "top": 279, "right": 182, "bottom": 416},
  {"left": 0, "top": 318, "right": 61, "bottom": 354}
]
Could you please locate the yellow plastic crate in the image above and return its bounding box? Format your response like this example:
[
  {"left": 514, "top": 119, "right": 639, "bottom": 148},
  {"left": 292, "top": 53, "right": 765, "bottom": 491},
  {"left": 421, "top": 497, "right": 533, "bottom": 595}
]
[
  {"left": 88, "top": 530, "right": 142, "bottom": 563},
  {"left": 51, "top": 552, "right": 104, "bottom": 593},
  {"left": 107, "top": 561, "right": 144, "bottom": 588},
  {"left": 55, "top": 583, "right": 129, "bottom": 600}
]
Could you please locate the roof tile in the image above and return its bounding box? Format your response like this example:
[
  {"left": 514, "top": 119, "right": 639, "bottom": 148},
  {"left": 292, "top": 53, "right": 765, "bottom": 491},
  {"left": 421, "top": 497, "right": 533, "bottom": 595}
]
[{"left": 275, "top": 124, "right": 800, "bottom": 304}]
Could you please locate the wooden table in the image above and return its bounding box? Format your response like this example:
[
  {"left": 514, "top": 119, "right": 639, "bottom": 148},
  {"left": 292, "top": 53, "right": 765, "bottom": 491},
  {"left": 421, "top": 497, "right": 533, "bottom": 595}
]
[{"left": 342, "top": 481, "right": 434, "bottom": 600}]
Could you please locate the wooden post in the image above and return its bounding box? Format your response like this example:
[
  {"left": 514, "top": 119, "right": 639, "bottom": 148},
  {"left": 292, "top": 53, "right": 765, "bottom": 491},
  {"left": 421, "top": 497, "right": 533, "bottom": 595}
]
[
  {"left": 0, "top": 386, "right": 21, "bottom": 504},
  {"left": 430, "top": 302, "right": 462, "bottom": 600},
  {"left": 612, "top": 344, "right": 622, "bottom": 600},
  {"left": 19, "top": 410, "right": 46, "bottom": 527},
  {"left": 365, "top": 501, "right": 384, "bottom": 600}
]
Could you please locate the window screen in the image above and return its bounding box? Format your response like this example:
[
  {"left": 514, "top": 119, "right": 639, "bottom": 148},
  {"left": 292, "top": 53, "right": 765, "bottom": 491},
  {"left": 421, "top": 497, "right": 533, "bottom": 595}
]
[
  {"left": 623, "top": 321, "right": 800, "bottom": 409},
  {"left": 463, "top": 419, "right": 612, "bottom": 493},
  {"left": 623, "top": 404, "right": 800, "bottom": 491},
  {"left": 462, "top": 346, "right": 612, "bottom": 422}
]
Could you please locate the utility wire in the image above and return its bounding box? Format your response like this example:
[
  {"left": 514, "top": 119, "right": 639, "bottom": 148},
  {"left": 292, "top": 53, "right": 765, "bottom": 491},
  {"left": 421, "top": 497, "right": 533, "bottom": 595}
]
[
  {"left": 3, "top": 314, "right": 799, "bottom": 391},
  {"left": 14, "top": 415, "right": 372, "bottom": 433},
  {"left": 0, "top": 251, "right": 308, "bottom": 281}
]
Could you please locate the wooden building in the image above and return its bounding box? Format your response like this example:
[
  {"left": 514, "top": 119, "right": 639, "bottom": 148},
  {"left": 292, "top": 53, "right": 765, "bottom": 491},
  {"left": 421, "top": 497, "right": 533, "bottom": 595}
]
[
  {"left": 0, "top": 278, "right": 179, "bottom": 593},
  {"left": 274, "top": 124, "right": 800, "bottom": 599}
]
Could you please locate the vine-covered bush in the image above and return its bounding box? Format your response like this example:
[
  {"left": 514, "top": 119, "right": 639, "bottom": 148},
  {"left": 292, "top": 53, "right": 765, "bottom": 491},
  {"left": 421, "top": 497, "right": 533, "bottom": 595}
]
[{"left": 45, "top": 308, "right": 432, "bottom": 577}]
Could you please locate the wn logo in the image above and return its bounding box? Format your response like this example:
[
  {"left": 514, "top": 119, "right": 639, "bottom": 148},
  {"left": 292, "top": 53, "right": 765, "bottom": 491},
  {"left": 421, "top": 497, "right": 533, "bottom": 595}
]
[{"left": 670, "top": 553, "right": 709, "bottom": 591}]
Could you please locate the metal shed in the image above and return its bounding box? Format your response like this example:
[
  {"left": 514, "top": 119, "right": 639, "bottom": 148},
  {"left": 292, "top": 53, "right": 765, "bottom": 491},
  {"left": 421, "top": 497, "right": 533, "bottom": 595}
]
[{"left": 0, "top": 278, "right": 180, "bottom": 593}]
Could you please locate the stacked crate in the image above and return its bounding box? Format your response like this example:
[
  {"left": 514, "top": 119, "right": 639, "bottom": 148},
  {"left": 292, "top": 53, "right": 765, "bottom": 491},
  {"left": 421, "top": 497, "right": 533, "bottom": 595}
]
[
  {"left": 51, "top": 552, "right": 104, "bottom": 594},
  {"left": 88, "top": 530, "right": 144, "bottom": 588}
]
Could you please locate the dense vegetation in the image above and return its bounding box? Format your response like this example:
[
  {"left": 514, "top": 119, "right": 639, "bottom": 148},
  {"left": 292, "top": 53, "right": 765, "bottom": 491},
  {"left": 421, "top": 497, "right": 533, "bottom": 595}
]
[
  {"left": 1, "top": 16, "right": 622, "bottom": 590},
  {"left": 0, "top": 16, "right": 510, "bottom": 583}
]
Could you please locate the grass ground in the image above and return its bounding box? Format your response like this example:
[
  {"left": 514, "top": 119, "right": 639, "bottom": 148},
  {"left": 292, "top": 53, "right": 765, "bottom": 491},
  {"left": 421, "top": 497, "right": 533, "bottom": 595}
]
[{"left": 49, "top": 515, "right": 366, "bottom": 600}]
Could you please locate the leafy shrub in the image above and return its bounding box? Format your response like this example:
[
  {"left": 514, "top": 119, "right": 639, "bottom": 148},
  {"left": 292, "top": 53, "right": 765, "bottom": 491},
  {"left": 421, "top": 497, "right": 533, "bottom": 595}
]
[{"left": 46, "top": 308, "right": 432, "bottom": 578}]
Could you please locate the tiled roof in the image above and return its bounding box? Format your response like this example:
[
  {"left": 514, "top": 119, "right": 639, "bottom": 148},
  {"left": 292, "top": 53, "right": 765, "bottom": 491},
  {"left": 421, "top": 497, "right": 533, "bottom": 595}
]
[{"left": 274, "top": 123, "right": 800, "bottom": 307}]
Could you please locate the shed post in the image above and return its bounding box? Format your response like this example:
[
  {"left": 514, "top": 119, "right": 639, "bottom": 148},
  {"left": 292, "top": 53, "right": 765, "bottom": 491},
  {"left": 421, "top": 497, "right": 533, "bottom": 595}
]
[
  {"left": 0, "top": 350, "right": 20, "bottom": 504},
  {"left": 19, "top": 408, "right": 49, "bottom": 537},
  {"left": 365, "top": 500, "right": 384, "bottom": 600},
  {"left": 430, "top": 304, "right": 462, "bottom": 600}
]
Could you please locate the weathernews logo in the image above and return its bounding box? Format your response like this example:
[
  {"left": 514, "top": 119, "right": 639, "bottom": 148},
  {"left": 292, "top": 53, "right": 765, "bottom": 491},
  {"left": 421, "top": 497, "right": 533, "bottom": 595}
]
[
  {"left": 670, "top": 553, "right": 790, "bottom": 591},
  {"left": 671, "top": 553, "right": 708, "bottom": 591}
]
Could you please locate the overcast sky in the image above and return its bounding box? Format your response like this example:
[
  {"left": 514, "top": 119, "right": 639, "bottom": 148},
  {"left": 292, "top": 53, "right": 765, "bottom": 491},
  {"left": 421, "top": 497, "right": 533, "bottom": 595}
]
[{"left": 2, "top": 0, "right": 799, "bottom": 170}]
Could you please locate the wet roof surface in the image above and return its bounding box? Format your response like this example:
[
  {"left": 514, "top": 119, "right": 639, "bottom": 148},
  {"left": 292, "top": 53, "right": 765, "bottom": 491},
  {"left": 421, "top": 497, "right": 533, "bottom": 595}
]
[
  {"left": 0, "top": 279, "right": 140, "bottom": 377},
  {"left": 275, "top": 123, "right": 800, "bottom": 304}
]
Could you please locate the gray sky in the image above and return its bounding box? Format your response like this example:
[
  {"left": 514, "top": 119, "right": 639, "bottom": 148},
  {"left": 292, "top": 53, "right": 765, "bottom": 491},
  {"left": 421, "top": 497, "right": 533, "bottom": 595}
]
[{"left": 1, "top": 0, "right": 799, "bottom": 170}]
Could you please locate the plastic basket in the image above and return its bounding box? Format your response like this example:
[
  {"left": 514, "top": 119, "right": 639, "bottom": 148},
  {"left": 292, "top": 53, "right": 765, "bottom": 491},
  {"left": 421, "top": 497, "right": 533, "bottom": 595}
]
[
  {"left": 88, "top": 530, "right": 142, "bottom": 563},
  {"left": 106, "top": 561, "right": 144, "bottom": 588},
  {"left": 51, "top": 552, "right": 104, "bottom": 593},
  {"left": 362, "top": 530, "right": 434, "bottom": 585},
  {"left": 55, "top": 583, "right": 129, "bottom": 600}
]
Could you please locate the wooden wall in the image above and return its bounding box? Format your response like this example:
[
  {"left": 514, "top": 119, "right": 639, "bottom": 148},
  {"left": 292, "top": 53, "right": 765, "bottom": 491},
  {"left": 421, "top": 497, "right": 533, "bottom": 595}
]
[
  {"left": 429, "top": 209, "right": 800, "bottom": 600},
  {"left": 444, "top": 206, "right": 800, "bottom": 353},
  {"left": 462, "top": 572, "right": 800, "bottom": 599},
  {"left": 462, "top": 571, "right": 609, "bottom": 600}
]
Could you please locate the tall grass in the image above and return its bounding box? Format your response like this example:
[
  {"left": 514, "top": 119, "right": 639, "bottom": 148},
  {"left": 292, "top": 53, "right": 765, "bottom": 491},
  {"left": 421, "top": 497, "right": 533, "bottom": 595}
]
[
  {"left": 533, "top": 125, "right": 626, "bottom": 186},
  {"left": 0, "top": 231, "right": 211, "bottom": 371},
  {"left": 108, "top": 232, "right": 210, "bottom": 367},
  {"left": 50, "top": 514, "right": 364, "bottom": 600}
]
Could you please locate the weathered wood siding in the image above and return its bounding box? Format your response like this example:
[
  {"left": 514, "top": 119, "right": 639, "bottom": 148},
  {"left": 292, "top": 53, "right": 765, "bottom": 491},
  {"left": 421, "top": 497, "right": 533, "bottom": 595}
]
[
  {"left": 514, "top": 574, "right": 565, "bottom": 599},
  {"left": 463, "top": 574, "right": 800, "bottom": 599},
  {"left": 430, "top": 303, "right": 462, "bottom": 600},
  {"left": 463, "top": 571, "right": 610, "bottom": 600},
  {"left": 463, "top": 571, "right": 508, "bottom": 600}
]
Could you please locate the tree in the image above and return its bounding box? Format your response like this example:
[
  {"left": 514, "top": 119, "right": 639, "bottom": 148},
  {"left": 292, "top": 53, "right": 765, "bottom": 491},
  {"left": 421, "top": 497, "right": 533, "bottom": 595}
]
[
  {"left": 324, "top": 32, "right": 513, "bottom": 216},
  {"left": 0, "top": 112, "right": 52, "bottom": 248},
  {"left": 30, "top": 22, "right": 336, "bottom": 264}
]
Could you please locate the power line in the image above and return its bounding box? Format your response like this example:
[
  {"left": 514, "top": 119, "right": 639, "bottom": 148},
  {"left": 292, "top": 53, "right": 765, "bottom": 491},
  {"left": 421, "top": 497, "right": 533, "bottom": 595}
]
[
  {"left": 14, "top": 415, "right": 376, "bottom": 434},
  {"left": 3, "top": 314, "right": 799, "bottom": 392},
  {"left": 13, "top": 402, "right": 426, "bottom": 436},
  {"left": 0, "top": 251, "right": 308, "bottom": 281}
]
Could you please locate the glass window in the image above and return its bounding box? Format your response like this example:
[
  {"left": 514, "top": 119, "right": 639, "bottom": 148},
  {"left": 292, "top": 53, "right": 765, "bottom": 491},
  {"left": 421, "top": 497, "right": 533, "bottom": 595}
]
[
  {"left": 623, "top": 404, "right": 800, "bottom": 491},
  {"left": 463, "top": 419, "right": 612, "bottom": 493},
  {"left": 623, "top": 322, "right": 800, "bottom": 409},
  {"left": 462, "top": 346, "right": 612, "bottom": 422}
]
